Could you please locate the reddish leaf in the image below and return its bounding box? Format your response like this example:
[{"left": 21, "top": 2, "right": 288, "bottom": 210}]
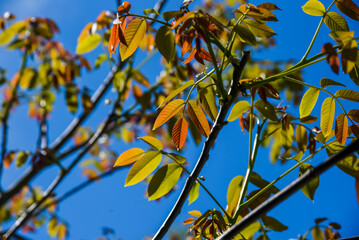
[
  {"left": 183, "top": 48, "right": 196, "bottom": 64},
  {"left": 153, "top": 99, "right": 185, "bottom": 130},
  {"left": 335, "top": 114, "right": 348, "bottom": 144},
  {"left": 187, "top": 100, "right": 211, "bottom": 138},
  {"left": 117, "top": 1, "right": 131, "bottom": 14},
  {"left": 172, "top": 117, "right": 188, "bottom": 150},
  {"left": 108, "top": 18, "right": 127, "bottom": 56}
]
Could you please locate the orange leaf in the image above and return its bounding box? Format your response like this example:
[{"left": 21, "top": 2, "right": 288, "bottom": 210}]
[
  {"left": 4, "top": 152, "right": 15, "bottom": 169},
  {"left": 183, "top": 48, "right": 196, "bottom": 64},
  {"left": 172, "top": 117, "right": 188, "bottom": 149},
  {"left": 108, "top": 19, "right": 127, "bottom": 57},
  {"left": 78, "top": 23, "right": 92, "bottom": 42},
  {"left": 153, "top": 99, "right": 185, "bottom": 130},
  {"left": 114, "top": 148, "right": 145, "bottom": 166},
  {"left": 183, "top": 218, "right": 196, "bottom": 225},
  {"left": 82, "top": 169, "right": 99, "bottom": 181},
  {"left": 187, "top": 100, "right": 211, "bottom": 138},
  {"left": 117, "top": 1, "right": 131, "bottom": 14},
  {"left": 335, "top": 114, "right": 348, "bottom": 144}
]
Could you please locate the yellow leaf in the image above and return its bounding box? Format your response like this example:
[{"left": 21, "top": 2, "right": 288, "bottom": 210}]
[
  {"left": 197, "top": 82, "right": 218, "bottom": 121},
  {"left": 153, "top": 99, "right": 185, "bottom": 130},
  {"left": 320, "top": 97, "right": 335, "bottom": 137},
  {"left": 120, "top": 19, "right": 147, "bottom": 60},
  {"left": 172, "top": 117, "right": 188, "bottom": 150},
  {"left": 302, "top": 0, "right": 325, "bottom": 16},
  {"left": 299, "top": 88, "right": 320, "bottom": 118},
  {"left": 188, "top": 210, "right": 202, "bottom": 217},
  {"left": 187, "top": 100, "right": 211, "bottom": 138},
  {"left": 0, "top": 21, "right": 26, "bottom": 45},
  {"left": 296, "top": 125, "right": 308, "bottom": 152},
  {"left": 157, "top": 80, "right": 194, "bottom": 109},
  {"left": 57, "top": 224, "right": 67, "bottom": 240},
  {"left": 76, "top": 33, "right": 101, "bottom": 54},
  {"left": 228, "top": 101, "right": 250, "bottom": 122},
  {"left": 138, "top": 136, "right": 163, "bottom": 150},
  {"left": 125, "top": 151, "right": 162, "bottom": 186},
  {"left": 335, "top": 114, "right": 348, "bottom": 145},
  {"left": 114, "top": 148, "right": 145, "bottom": 167}
]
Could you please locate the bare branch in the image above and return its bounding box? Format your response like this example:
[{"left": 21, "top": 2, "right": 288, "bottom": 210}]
[
  {"left": 152, "top": 51, "right": 251, "bottom": 240},
  {"left": 217, "top": 138, "right": 359, "bottom": 240}
]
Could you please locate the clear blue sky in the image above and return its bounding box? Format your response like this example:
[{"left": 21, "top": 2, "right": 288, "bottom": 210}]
[{"left": 0, "top": 0, "right": 358, "bottom": 239}]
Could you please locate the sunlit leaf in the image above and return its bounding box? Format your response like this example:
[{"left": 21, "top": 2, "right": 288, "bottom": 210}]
[
  {"left": 336, "top": 89, "right": 359, "bottom": 102},
  {"left": 138, "top": 136, "right": 163, "bottom": 150},
  {"left": 324, "top": 12, "right": 349, "bottom": 32},
  {"left": 188, "top": 210, "right": 202, "bottom": 217},
  {"left": 15, "top": 151, "right": 29, "bottom": 168},
  {"left": 228, "top": 101, "right": 250, "bottom": 122},
  {"left": 153, "top": 99, "right": 185, "bottom": 130},
  {"left": 155, "top": 26, "right": 175, "bottom": 62},
  {"left": 257, "top": 3, "right": 281, "bottom": 10},
  {"left": 158, "top": 80, "right": 194, "bottom": 109},
  {"left": 117, "top": 1, "right": 131, "bottom": 13},
  {"left": 57, "top": 223, "right": 67, "bottom": 240},
  {"left": 76, "top": 33, "right": 101, "bottom": 54},
  {"left": 336, "top": 0, "right": 359, "bottom": 21},
  {"left": 143, "top": 8, "right": 160, "bottom": 16},
  {"left": 166, "top": 153, "right": 186, "bottom": 164},
  {"left": 226, "top": 175, "right": 244, "bottom": 217},
  {"left": 47, "top": 218, "right": 58, "bottom": 238},
  {"left": 131, "top": 69, "right": 150, "bottom": 87},
  {"left": 320, "top": 78, "right": 345, "bottom": 88},
  {"left": 300, "top": 163, "right": 319, "bottom": 200},
  {"left": 114, "top": 148, "right": 145, "bottom": 167},
  {"left": 261, "top": 215, "right": 288, "bottom": 232},
  {"left": 172, "top": 117, "right": 188, "bottom": 150},
  {"left": 302, "top": 0, "right": 325, "bottom": 16},
  {"left": 187, "top": 100, "right": 211, "bottom": 138},
  {"left": 300, "top": 116, "right": 318, "bottom": 124},
  {"left": 335, "top": 114, "right": 348, "bottom": 144},
  {"left": 197, "top": 82, "right": 218, "bottom": 122},
  {"left": 341, "top": 39, "right": 358, "bottom": 73},
  {"left": 120, "top": 19, "right": 147, "bottom": 60},
  {"left": 162, "top": 10, "right": 186, "bottom": 22},
  {"left": 243, "top": 19, "right": 277, "bottom": 38},
  {"left": 189, "top": 181, "right": 200, "bottom": 205},
  {"left": 312, "top": 226, "right": 324, "bottom": 240},
  {"left": 125, "top": 151, "right": 162, "bottom": 186},
  {"left": 65, "top": 83, "right": 78, "bottom": 113},
  {"left": 296, "top": 125, "right": 308, "bottom": 152},
  {"left": 280, "top": 124, "right": 293, "bottom": 150},
  {"left": 233, "top": 24, "right": 257, "bottom": 45},
  {"left": 148, "top": 163, "right": 182, "bottom": 200},
  {"left": 326, "top": 142, "right": 359, "bottom": 177},
  {"left": 320, "top": 97, "right": 335, "bottom": 137},
  {"left": 254, "top": 99, "right": 278, "bottom": 121},
  {"left": 300, "top": 88, "right": 320, "bottom": 118},
  {"left": 4, "top": 152, "right": 15, "bottom": 169},
  {"left": 0, "top": 21, "right": 26, "bottom": 45}
]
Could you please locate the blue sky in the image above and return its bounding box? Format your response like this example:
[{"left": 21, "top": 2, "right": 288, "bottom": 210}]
[{"left": 0, "top": 0, "right": 358, "bottom": 239}]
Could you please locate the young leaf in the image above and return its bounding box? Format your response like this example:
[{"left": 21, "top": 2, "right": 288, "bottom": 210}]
[
  {"left": 261, "top": 215, "right": 288, "bottom": 232},
  {"left": 155, "top": 26, "right": 175, "bottom": 62},
  {"left": 148, "top": 163, "right": 182, "bottom": 200},
  {"left": 336, "top": 89, "right": 359, "bottom": 102},
  {"left": 197, "top": 82, "right": 218, "bottom": 121},
  {"left": 302, "top": 0, "right": 325, "bottom": 16},
  {"left": 243, "top": 19, "right": 277, "bottom": 38},
  {"left": 348, "top": 109, "right": 359, "bottom": 122},
  {"left": 158, "top": 80, "right": 194, "bottom": 108},
  {"left": 296, "top": 125, "right": 308, "bottom": 152},
  {"left": 189, "top": 181, "right": 200, "bottom": 205},
  {"left": 153, "top": 99, "right": 185, "bottom": 130},
  {"left": 335, "top": 114, "right": 348, "bottom": 144},
  {"left": 228, "top": 101, "right": 251, "bottom": 122},
  {"left": 138, "top": 136, "right": 163, "bottom": 150},
  {"left": 336, "top": 0, "right": 359, "bottom": 21},
  {"left": 320, "top": 78, "right": 345, "bottom": 88},
  {"left": 300, "top": 163, "right": 319, "bottom": 200},
  {"left": 65, "top": 84, "right": 78, "bottom": 113},
  {"left": 120, "top": 19, "right": 147, "bottom": 60},
  {"left": 125, "top": 151, "right": 162, "bottom": 186},
  {"left": 76, "top": 33, "right": 101, "bottom": 54},
  {"left": 187, "top": 100, "right": 211, "bottom": 138},
  {"left": 254, "top": 99, "right": 278, "bottom": 121},
  {"left": 299, "top": 88, "right": 320, "bottom": 118},
  {"left": 172, "top": 117, "right": 188, "bottom": 150},
  {"left": 320, "top": 97, "right": 335, "bottom": 137},
  {"left": 324, "top": 12, "right": 349, "bottom": 32},
  {"left": 233, "top": 24, "right": 257, "bottom": 45}
]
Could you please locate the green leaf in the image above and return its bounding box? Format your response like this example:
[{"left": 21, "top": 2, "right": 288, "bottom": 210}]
[
  {"left": 197, "top": 82, "right": 218, "bottom": 121},
  {"left": 336, "top": 89, "right": 359, "bottom": 102},
  {"left": 296, "top": 125, "right": 308, "bottom": 152},
  {"left": 336, "top": 0, "right": 359, "bottom": 21},
  {"left": 94, "top": 54, "right": 109, "bottom": 69},
  {"left": 243, "top": 19, "right": 277, "bottom": 38},
  {"left": 261, "top": 215, "right": 288, "bottom": 232},
  {"left": 233, "top": 24, "right": 257, "bottom": 45},
  {"left": 228, "top": 101, "right": 250, "bottom": 122},
  {"left": 249, "top": 172, "right": 280, "bottom": 194},
  {"left": 65, "top": 83, "right": 78, "bottom": 113},
  {"left": 320, "top": 97, "right": 335, "bottom": 137},
  {"left": 0, "top": 21, "right": 27, "bottom": 45},
  {"left": 166, "top": 153, "right": 186, "bottom": 164},
  {"left": 312, "top": 226, "right": 324, "bottom": 240},
  {"left": 125, "top": 151, "right": 162, "bottom": 186},
  {"left": 341, "top": 39, "right": 358, "bottom": 73},
  {"left": 143, "top": 8, "right": 160, "bottom": 16},
  {"left": 300, "top": 88, "right": 320, "bottom": 118},
  {"left": 188, "top": 181, "right": 200, "bottom": 205},
  {"left": 162, "top": 10, "right": 185, "bottom": 22},
  {"left": 280, "top": 124, "right": 294, "bottom": 150},
  {"left": 131, "top": 69, "right": 150, "bottom": 87},
  {"left": 148, "top": 163, "right": 182, "bottom": 200},
  {"left": 238, "top": 221, "right": 261, "bottom": 239},
  {"left": 120, "top": 19, "right": 147, "bottom": 60},
  {"left": 326, "top": 142, "right": 359, "bottom": 177},
  {"left": 299, "top": 163, "right": 319, "bottom": 200},
  {"left": 226, "top": 176, "right": 244, "bottom": 217},
  {"left": 76, "top": 33, "right": 102, "bottom": 54},
  {"left": 138, "top": 136, "right": 163, "bottom": 150},
  {"left": 349, "top": 52, "right": 359, "bottom": 86},
  {"left": 15, "top": 151, "right": 29, "bottom": 167},
  {"left": 324, "top": 12, "right": 349, "bottom": 32},
  {"left": 302, "top": 0, "right": 326, "bottom": 16},
  {"left": 157, "top": 80, "right": 194, "bottom": 109},
  {"left": 155, "top": 26, "right": 175, "bottom": 62},
  {"left": 254, "top": 99, "right": 278, "bottom": 121},
  {"left": 320, "top": 78, "right": 345, "bottom": 88}
]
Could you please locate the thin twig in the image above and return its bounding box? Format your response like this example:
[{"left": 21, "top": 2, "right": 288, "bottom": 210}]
[
  {"left": 217, "top": 138, "right": 359, "bottom": 240},
  {"left": 152, "top": 51, "right": 251, "bottom": 240}
]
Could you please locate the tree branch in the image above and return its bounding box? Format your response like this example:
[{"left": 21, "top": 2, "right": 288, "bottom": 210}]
[
  {"left": 217, "top": 138, "right": 359, "bottom": 240},
  {"left": 152, "top": 51, "right": 251, "bottom": 240}
]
